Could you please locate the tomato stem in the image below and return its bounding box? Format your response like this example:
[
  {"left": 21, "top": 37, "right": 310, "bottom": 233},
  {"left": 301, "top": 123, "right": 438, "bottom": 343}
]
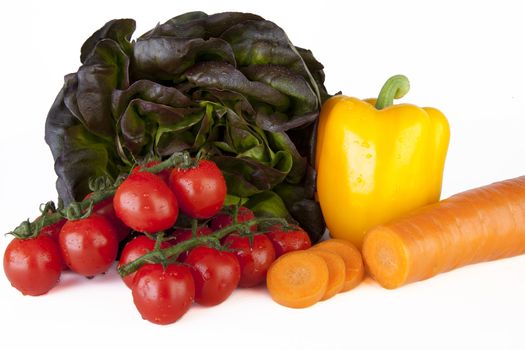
[
  {"left": 190, "top": 219, "right": 198, "bottom": 239},
  {"left": 8, "top": 151, "right": 191, "bottom": 239},
  {"left": 61, "top": 201, "right": 95, "bottom": 221},
  {"left": 154, "top": 232, "right": 165, "bottom": 251},
  {"left": 88, "top": 176, "right": 114, "bottom": 192},
  {"left": 117, "top": 217, "right": 288, "bottom": 277},
  {"left": 232, "top": 202, "right": 240, "bottom": 225},
  {"left": 39, "top": 201, "right": 57, "bottom": 215}
]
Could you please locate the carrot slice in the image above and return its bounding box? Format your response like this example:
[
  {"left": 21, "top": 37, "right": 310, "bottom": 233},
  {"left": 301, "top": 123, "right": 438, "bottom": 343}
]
[
  {"left": 362, "top": 176, "right": 525, "bottom": 289},
  {"left": 266, "top": 251, "right": 329, "bottom": 308},
  {"left": 311, "top": 239, "right": 364, "bottom": 292},
  {"left": 309, "top": 249, "right": 345, "bottom": 300}
]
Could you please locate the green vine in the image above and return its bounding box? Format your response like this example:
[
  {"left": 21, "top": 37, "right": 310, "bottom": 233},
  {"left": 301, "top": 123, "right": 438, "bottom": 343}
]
[
  {"left": 117, "top": 217, "right": 287, "bottom": 277},
  {"left": 7, "top": 151, "right": 191, "bottom": 239}
]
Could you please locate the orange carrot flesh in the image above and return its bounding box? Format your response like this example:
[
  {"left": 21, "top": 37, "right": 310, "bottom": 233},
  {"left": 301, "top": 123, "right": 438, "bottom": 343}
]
[
  {"left": 309, "top": 249, "right": 346, "bottom": 300},
  {"left": 266, "top": 251, "right": 329, "bottom": 308},
  {"left": 362, "top": 176, "right": 525, "bottom": 289},
  {"left": 311, "top": 239, "right": 364, "bottom": 292}
]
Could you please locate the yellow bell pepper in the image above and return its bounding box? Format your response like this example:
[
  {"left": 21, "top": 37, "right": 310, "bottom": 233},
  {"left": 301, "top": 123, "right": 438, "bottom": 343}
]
[{"left": 316, "top": 75, "right": 450, "bottom": 248}]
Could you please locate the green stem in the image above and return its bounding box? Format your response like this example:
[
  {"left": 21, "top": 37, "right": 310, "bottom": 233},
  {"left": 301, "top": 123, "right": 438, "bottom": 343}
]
[
  {"left": 154, "top": 232, "right": 165, "bottom": 251},
  {"left": 9, "top": 151, "right": 190, "bottom": 239},
  {"left": 142, "top": 152, "right": 191, "bottom": 173},
  {"left": 11, "top": 188, "right": 116, "bottom": 239},
  {"left": 117, "top": 217, "right": 287, "bottom": 277},
  {"left": 375, "top": 75, "right": 410, "bottom": 110},
  {"left": 190, "top": 219, "right": 198, "bottom": 238}
]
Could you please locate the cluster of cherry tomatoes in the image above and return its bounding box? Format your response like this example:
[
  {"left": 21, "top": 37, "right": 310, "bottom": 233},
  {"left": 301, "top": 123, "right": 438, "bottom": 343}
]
[{"left": 3, "top": 159, "right": 312, "bottom": 325}]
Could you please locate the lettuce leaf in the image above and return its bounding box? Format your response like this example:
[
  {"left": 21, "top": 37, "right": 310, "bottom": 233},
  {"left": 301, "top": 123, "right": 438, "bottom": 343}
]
[{"left": 45, "top": 12, "right": 329, "bottom": 242}]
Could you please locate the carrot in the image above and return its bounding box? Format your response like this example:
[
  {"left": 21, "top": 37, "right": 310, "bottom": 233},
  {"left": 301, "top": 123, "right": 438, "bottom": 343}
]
[
  {"left": 266, "top": 251, "right": 329, "bottom": 308},
  {"left": 309, "top": 249, "right": 346, "bottom": 300},
  {"left": 311, "top": 239, "right": 364, "bottom": 292},
  {"left": 362, "top": 176, "right": 525, "bottom": 289}
]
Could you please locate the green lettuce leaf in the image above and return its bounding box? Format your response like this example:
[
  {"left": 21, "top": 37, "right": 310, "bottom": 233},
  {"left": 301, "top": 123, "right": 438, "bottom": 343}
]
[{"left": 45, "top": 12, "right": 330, "bottom": 242}]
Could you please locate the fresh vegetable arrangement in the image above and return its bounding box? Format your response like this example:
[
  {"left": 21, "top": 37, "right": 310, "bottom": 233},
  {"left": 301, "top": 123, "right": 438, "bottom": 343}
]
[{"left": 4, "top": 9, "right": 525, "bottom": 327}]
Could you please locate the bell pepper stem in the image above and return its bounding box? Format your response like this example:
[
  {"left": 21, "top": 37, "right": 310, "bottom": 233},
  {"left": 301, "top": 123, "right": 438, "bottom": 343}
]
[{"left": 375, "top": 75, "right": 410, "bottom": 110}]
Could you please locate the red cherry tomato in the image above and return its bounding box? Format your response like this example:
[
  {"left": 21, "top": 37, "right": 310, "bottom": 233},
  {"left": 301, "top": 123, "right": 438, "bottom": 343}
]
[
  {"left": 118, "top": 235, "right": 170, "bottom": 288},
  {"left": 3, "top": 235, "right": 62, "bottom": 296},
  {"left": 84, "top": 193, "right": 129, "bottom": 241},
  {"left": 222, "top": 234, "right": 276, "bottom": 288},
  {"left": 185, "top": 246, "right": 240, "bottom": 306},
  {"left": 39, "top": 218, "right": 66, "bottom": 242},
  {"left": 169, "top": 160, "right": 226, "bottom": 219},
  {"left": 132, "top": 264, "right": 195, "bottom": 325},
  {"left": 114, "top": 172, "right": 178, "bottom": 233},
  {"left": 37, "top": 218, "right": 68, "bottom": 270},
  {"left": 265, "top": 224, "right": 312, "bottom": 257},
  {"left": 59, "top": 214, "right": 118, "bottom": 277},
  {"left": 210, "top": 206, "right": 257, "bottom": 233},
  {"left": 172, "top": 226, "right": 213, "bottom": 261},
  {"left": 131, "top": 160, "right": 171, "bottom": 183}
]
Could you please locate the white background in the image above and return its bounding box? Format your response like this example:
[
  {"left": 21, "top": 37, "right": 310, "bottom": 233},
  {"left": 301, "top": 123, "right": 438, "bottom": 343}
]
[{"left": 1, "top": 0, "right": 525, "bottom": 349}]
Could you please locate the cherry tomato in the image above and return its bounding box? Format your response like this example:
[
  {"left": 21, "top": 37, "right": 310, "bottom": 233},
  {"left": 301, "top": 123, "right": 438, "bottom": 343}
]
[
  {"left": 84, "top": 193, "right": 129, "bottom": 241},
  {"left": 222, "top": 234, "right": 276, "bottom": 287},
  {"left": 210, "top": 206, "right": 257, "bottom": 233},
  {"left": 114, "top": 172, "right": 178, "bottom": 233},
  {"left": 131, "top": 160, "right": 171, "bottom": 183},
  {"left": 39, "top": 218, "right": 66, "bottom": 242},
  {"left": 169, "top": 160, "right": 226, "bottom": 219},
  {"left": 3, "top": 235, "right": 62, "bottom": 296},
  {"left": 172, "top": 226, "right": 213, "bottom": 261},
  {"left": 132, "top": 263, "right": 195, "bottom": 325},
  {"left": 118, "top": 235, "right": 170, "bottom": 288},
  {"left": 265, "top": 224, "right": 312, "bottom": 257},
  {"left": 37, "top": 218, "right": 68, "bottom": 270},
  {"left": 59, "top": 214, "right": 118, "bottom": 277},
  {"left": 185, "top": 246, "right": 240, "bottom": 306}
]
